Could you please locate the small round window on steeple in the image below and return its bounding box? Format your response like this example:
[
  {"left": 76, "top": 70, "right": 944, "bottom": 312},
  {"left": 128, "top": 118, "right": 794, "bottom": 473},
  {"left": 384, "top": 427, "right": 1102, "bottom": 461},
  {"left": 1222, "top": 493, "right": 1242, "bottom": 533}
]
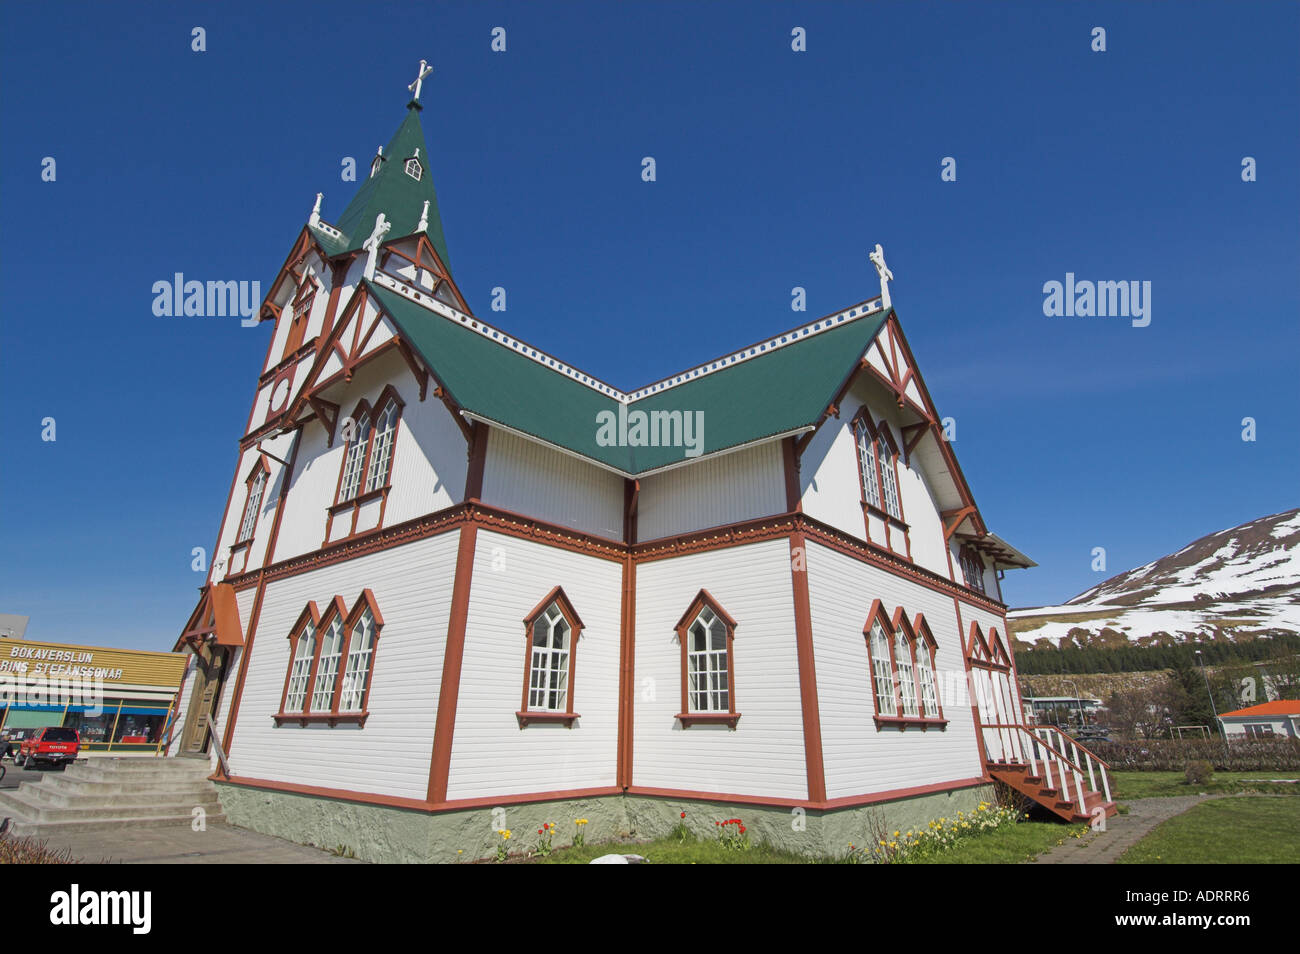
[{"left": 405, "top": 157, "right": 423, "bottom": 181}]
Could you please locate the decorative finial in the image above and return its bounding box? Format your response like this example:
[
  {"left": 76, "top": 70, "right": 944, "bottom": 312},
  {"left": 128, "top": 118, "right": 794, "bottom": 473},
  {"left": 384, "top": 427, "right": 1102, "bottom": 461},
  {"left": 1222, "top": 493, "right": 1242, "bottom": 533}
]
[
  {"left": 408, "top": 59, "right": 434, "bottom": 106},
  {"left": 362, "top": 213, "right": 392, "bottom": 280},
  {"left": 417, "top": 200, "right": 430, "bottom": 233},
  {"left": 308, "top": 192, "right": 323, "bottom": 228},
  {"left": 869, "top": 243, "right": 894, "bottom": 309}
]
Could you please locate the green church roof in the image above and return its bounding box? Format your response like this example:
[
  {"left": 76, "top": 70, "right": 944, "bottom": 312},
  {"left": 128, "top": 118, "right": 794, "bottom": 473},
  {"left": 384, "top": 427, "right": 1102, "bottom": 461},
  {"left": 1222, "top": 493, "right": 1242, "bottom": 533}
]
[
  {"left": 370, "top": 283, "right": 890, "bottom": 475},
  {"left": 324, "top": 106, "right": 451, "bottom": 268}
]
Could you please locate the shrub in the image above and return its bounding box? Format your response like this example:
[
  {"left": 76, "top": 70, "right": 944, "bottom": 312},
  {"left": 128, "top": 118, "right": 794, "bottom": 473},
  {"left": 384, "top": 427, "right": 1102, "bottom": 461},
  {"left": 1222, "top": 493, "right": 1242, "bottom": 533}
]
[
  {"left": 0, "top": 833, "right": 76, "bottom": 864},
  {"left": 1090, "top": 738, "right": 1300, "bottom": 772},
  {"left": 1184, "top": 760, "right": 1214, "bottom": 785}
]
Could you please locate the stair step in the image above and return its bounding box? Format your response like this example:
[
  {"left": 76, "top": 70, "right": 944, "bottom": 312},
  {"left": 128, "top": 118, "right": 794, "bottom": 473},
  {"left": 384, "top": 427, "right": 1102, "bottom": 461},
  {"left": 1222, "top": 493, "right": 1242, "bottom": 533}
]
[
  {"left": 31, "top": 776, "right": 218, "bottom": 798},
  {"left": 7, "top": 812, "right": 227, "bottom": 838},
  {"left": 0, "top": 757, "right": 224, "bottom": 835}
]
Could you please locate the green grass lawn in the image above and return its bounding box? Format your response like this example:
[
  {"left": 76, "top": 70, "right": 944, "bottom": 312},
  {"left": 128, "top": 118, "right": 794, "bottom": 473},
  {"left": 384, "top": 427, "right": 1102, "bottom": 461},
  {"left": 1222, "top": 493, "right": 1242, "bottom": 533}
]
[
  {"left": 1118, "top": 797, "right": 1300, "bottom": 864},
  {"left": 910, "top": 821, "right": 1090, "bottom": 864},
  {"left": 533, "top": 835, "right": 814, "bottom": 864},
  {"left": 529, "top": 819, "right": 1085, "bottom": 864},
  {"left": 1111, "top": 770, "right": 1300, "bottom": 800}
]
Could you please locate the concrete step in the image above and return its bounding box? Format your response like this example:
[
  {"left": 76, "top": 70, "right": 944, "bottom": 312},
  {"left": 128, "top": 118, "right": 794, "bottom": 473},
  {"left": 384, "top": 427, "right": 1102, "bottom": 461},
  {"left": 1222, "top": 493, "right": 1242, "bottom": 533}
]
[
  {"left": 3, "top": 793, "right": 222, "bottom": 823},
  {"left": 0, "top": 756, "right": 224, "bottom": 834},
  {"left": 21, "top": 788, "right": 223, "bottom": 812},
  {"left": 8, "top": 812, "right": 227, "bottom": 838},
  {"left": 32, "top": 775, "right": 218, "bottom": 798},
  {"left": 56, "top": 765, "right": 211, "bottom": 784}
]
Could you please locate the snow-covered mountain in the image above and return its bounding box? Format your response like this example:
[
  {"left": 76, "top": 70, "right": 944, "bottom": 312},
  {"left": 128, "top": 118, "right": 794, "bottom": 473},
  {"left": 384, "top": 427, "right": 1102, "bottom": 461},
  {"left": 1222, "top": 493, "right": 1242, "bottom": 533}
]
[{"left": 1009, "top": 509, "right": 1300, "bottom": 647}]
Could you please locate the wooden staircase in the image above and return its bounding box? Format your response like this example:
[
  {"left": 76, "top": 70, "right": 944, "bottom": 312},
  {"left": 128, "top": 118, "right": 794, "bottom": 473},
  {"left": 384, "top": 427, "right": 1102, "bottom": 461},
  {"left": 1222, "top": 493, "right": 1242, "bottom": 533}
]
[{"left": 981, "top": 723, "right": 1118, "bottom": 823}]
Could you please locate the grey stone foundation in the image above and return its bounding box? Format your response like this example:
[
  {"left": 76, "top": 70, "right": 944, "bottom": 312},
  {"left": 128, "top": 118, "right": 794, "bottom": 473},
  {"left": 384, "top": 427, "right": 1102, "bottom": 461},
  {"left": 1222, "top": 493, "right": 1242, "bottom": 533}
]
[{"left": 215, "top": 781, "right": 995, "bottom": 863}]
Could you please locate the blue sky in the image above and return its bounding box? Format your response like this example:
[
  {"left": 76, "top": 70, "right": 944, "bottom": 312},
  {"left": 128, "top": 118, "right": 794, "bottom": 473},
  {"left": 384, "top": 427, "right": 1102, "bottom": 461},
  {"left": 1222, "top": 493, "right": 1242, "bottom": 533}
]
[{"left": 1, "top": 1, "right": 1296, "bottom": 650}]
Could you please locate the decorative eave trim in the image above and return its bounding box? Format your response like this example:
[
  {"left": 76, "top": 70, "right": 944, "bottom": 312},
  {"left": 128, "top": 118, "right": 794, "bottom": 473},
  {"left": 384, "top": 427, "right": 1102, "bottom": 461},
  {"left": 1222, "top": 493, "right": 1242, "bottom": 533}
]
[{"left": 370, "top": 270, "right": 886, "bottom": 404}]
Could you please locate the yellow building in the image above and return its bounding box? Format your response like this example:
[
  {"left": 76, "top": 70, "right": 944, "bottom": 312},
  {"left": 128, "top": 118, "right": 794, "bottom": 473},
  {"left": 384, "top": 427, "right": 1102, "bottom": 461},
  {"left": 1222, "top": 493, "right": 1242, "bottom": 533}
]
[{"left": 0, "top": 638, "right": 188, "bottom": 755}]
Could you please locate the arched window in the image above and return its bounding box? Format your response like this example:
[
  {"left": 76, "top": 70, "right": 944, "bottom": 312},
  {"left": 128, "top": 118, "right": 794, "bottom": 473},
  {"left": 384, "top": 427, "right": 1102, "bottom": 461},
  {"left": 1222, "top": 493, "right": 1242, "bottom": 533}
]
[
  {"left": 517, "top": 587, "right": 582, "bottom": 727},
  {"left": 327, "top": 388, "right": 405, "bottom": 545},
  {"left": 852, "top": 410, "right": 908, "bottom": 553},
  {"left": 675, "top": 590, "right": 740, "bottom": 728},
  {"left": 855, "top": 417, "right": 881, "bottom": 510},
  {"left": 276, "top": 593, "right": 383, "bottom": 727},
  {"left": 864, "top": 601, "right": 947, "bottom": 730},
  {"left": 282, "top": 603, "right": 319, "bottom": 713},
  {"left": 895, "top": 628, "right": 918, "bottom": 717},
  {"left": 236, "top": 457, "right": 269, "bottom": 545},
  {"left": 340, "top": 590, "right": 383, "bottom": 713},
  {"left": 310, "top": 611, "right": 345, "bottom": 712},
  {"left": 365, "top": 398, "right": 399, "bottom": 493},
  {"left": 912, "top": 616, "right": 941, "bottom": 718},
  {"left": 867, "top": 613, "right": 896, "bottom": 717},
  {"left": 960, "top": 545, "right": 986, "bottom": 595},
  {"left": 877, "top": 434, "right": 901, "bottom": 519},
  {"left": 283, "top": 276, "right": 318, "bottom": 357},
  {"left": 338, "top": 414, "right": 372, "bottom": 503}
]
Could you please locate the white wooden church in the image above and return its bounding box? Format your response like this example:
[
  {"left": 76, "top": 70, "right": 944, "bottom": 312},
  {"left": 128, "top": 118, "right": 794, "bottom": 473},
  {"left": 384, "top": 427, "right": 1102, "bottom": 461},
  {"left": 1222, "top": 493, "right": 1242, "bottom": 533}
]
[{"left": 168, "top": 67, "right": 1113, "bottom": 861}]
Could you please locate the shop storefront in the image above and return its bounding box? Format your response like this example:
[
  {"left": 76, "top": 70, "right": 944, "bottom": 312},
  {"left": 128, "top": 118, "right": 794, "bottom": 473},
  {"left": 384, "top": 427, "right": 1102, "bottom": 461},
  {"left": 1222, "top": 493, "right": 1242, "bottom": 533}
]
[{"left": 0, "top": 638, "right": 188, "bottom": 755}]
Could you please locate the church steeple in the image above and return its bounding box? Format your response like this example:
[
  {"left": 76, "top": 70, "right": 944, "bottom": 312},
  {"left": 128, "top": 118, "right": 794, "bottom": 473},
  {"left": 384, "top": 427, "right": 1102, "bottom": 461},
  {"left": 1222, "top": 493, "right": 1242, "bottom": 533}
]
[{"left": 322, "top": 63, "right": 451, "bottom": 269}]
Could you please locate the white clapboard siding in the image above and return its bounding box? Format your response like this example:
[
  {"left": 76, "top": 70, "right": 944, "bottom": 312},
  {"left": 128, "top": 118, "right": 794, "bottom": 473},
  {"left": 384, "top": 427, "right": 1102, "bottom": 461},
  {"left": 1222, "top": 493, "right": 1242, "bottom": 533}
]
[
  {"left": 272, "top": 353, "right": 468, "bottom": 563},
  {"left": 632, "top": 539, "right": 807, "bottom": 799},
  {"left": 480, "top": 429, "right": 624, "bottom": 540},
  {"left": 805, "top": 540, "right": 985, "bottom": 800},
  {"left": 800, "top": 384, "right": 953, "bottom": 579},
  {"left": 636, "top": 441, "right": 786, "bottom": 541},
  {"left": 223, "top": 530, "right": 460, "bottom": 800},
  {"left": 445, "top": 530, "right": 623, "bottom": 799},
  {"left": 799, "top": 403, "right": 868, "bottom": 541}
]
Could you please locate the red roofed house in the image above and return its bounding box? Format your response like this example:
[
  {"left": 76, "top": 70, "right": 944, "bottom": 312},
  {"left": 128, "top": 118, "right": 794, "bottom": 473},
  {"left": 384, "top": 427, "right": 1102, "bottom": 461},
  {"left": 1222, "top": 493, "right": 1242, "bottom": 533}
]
[{"left": 1218, "top": 700, "right": 1300, "bottom": 740}]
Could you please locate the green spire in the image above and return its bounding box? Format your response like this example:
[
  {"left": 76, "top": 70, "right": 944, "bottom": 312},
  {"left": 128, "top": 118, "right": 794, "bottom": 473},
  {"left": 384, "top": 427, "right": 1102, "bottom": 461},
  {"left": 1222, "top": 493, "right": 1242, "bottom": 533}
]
[{"left": 329, "top": 105, "right": 451, "bottom": 269}]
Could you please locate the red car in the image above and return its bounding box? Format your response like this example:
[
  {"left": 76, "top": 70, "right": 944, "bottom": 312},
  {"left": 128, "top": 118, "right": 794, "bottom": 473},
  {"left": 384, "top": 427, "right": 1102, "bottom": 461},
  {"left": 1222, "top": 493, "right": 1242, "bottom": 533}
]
[{"left": 17, "top": 727, "right": 80, "bottom": 768}]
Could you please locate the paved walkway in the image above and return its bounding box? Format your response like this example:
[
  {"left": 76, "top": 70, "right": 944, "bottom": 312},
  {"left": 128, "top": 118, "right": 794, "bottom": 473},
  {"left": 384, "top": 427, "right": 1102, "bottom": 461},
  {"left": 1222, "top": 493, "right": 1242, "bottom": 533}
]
[
  {"left": 25, "top": 823, "right": 363, "bottom": 864},
  {"left": 1031, "top": 795, "right": 1216, "bottom": 864}
]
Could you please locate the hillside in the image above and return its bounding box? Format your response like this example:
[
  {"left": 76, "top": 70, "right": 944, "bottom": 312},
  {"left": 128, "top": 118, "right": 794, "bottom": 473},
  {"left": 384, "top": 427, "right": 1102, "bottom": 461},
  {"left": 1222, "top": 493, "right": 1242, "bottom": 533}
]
[{"left": 1009, "top": 508, "right": 1300, "bottom": 649}]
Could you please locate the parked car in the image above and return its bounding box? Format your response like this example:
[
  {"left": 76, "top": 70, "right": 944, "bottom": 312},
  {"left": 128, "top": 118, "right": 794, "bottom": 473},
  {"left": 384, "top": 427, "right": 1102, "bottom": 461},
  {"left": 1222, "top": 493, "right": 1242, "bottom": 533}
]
[{"left": 16, "top": 727, "right": 80, "bottom": 768}]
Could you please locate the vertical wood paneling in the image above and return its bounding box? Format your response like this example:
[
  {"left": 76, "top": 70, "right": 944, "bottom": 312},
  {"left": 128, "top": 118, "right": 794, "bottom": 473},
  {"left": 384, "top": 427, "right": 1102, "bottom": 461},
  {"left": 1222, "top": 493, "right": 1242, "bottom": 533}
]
[
  {"left": 637, "top": 442, "right": 786, "bottom": 541},
  {"left": 480, "top": 430, "right": 624, "bottom": 540},
  {"left": 223, "top": 531, "right": 460, "bottom": 800},
  {"left": 805, "top": 540, "right": 985, "bottom": 800},
  {"left": 632, "top": 540, "right": 807, "bottom": 799},
  {"left": 445, "top": 530, "right": 623, "bottom": 799}
]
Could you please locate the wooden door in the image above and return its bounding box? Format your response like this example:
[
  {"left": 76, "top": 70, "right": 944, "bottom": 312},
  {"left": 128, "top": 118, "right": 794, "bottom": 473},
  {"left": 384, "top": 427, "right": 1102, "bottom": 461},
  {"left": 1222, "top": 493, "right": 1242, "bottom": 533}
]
[{"left": 180, "top": 644, "right": 228, "bottom": 756}]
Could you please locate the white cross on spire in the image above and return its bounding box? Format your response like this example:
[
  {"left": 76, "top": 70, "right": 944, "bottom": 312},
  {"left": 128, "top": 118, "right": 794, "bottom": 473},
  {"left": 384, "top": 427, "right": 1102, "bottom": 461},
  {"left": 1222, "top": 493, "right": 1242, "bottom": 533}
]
[{"left": 408, "top": 59, "right": 433, "bottom": 101}]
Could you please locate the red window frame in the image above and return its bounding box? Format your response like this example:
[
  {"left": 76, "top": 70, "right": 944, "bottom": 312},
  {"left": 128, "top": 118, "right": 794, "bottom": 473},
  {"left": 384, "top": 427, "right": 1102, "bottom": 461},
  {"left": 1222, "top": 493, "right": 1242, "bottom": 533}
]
[
  {"left": 232, "top": 455, "right": 270, "bottom": 554},
  {"left": 851, "top": 408, "right": 912, "bottom": 561},
  {"left": 675, "top": 589, "right": 741, "bottom": 729},
  {"left": 274, "top": 592, "right": 383, "bottom": 727},
  {"left": 516, "top": 586, "right": 583, "bottom": 727},
  {"left": 863, "top": 599, "right": 948, "bottom": 731},
  {"left": 959, "top": 544, "right": 987, "bottom": 595},
  {"left": 324, "top": 385, "right": 405, "bottom": 546},
  {"left": 282, "top": 276, "right": 319, "bottom": 359}
]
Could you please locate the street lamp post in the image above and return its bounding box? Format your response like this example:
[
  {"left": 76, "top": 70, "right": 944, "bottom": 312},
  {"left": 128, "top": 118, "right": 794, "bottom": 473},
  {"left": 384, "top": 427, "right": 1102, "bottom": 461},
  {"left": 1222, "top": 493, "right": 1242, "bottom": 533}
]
[
  {"left": 1061, "top": 679, "right": 1084, "bottom": 733},
  {"left": 1196, "top": 650, "right": 1230, "bottom": 752}
]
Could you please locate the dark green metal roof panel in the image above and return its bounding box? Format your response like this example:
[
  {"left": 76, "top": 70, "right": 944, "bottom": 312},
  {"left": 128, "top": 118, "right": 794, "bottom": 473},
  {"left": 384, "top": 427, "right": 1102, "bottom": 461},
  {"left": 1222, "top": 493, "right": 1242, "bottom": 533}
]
[
  {"left": 624, "top": 311, "right": 889, "bottom": 472},
  {"left": 370, "top": 283, "right": 889, "bottom": 474},
  {"left": 371, "top": 285, "right": 624, "bottom": 466},
  {"left": 332, "top": 108, "right": 451, "bottom": 268}
]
